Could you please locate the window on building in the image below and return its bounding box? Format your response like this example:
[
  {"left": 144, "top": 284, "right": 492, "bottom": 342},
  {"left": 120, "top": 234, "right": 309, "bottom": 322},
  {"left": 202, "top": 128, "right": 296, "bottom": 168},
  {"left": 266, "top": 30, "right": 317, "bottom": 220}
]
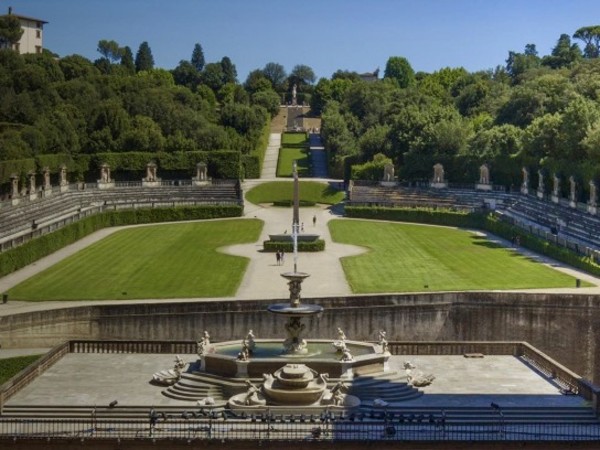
[
  {"left": 35, "top": 46, "right": 42, "bottom": 54},
  {"left": 36, "top": 22, "right": 42, "bottom": 28},
  {"left": 36, "top": 30, "right": 41, "bottom": 39}
]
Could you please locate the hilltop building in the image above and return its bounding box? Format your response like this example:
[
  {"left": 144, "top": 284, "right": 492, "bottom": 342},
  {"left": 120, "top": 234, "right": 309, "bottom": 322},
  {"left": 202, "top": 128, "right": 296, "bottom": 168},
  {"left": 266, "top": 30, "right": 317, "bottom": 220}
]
[{"left": 1, "top": 7, "right": 47, "bottom": 54}]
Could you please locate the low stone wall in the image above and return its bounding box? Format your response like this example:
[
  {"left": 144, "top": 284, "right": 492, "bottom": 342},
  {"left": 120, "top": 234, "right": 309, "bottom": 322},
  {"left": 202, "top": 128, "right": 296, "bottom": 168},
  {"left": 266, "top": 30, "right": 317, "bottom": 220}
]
[{"left": 0, "top": 292, "right": 599, "bottom": 382}]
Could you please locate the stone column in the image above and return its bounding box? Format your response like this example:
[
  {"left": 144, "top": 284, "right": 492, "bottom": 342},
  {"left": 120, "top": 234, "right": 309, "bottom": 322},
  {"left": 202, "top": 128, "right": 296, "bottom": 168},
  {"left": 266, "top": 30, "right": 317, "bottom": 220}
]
[
  {"left": 551, "top": 174, "right": 560, "bottom": 204},
  {"left": 537, "top": 170, "right": 545, "bottom": 200},
  {"left": 59, "top": 165, "right": 69, "bottom": 192},
  {"left": 589, "top": 181, "right": 598, "bottom": 215},
  {"left": 521, "top": 167, "right": 529, "bottom": 195},
  {"left": 569, "top": 176, "right": 577, "bottom": 208}
]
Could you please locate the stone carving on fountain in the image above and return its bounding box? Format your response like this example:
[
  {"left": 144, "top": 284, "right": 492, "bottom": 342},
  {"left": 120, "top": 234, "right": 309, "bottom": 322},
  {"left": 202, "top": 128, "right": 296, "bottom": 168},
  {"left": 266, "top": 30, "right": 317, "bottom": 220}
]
[{"left": 152, "top": 355, "right": 187, "bottom": 386}]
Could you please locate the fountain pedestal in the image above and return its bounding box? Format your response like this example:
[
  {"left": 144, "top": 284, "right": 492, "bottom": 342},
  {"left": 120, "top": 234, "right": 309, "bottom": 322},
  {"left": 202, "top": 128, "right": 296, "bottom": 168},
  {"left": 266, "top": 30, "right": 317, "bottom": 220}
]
[{"left": 267, "top": 271, "right": 323, "bottom": 355}]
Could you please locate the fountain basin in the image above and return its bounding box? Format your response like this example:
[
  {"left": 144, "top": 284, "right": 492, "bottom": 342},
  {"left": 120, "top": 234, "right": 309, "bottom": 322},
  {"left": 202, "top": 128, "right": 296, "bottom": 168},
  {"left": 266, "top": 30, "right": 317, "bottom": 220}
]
[
  {"left": 262, "top": 364, "right": 327, "bottom": 405},
  {"left": 202, "top": 339, "right": 386, "bottom": 379}
]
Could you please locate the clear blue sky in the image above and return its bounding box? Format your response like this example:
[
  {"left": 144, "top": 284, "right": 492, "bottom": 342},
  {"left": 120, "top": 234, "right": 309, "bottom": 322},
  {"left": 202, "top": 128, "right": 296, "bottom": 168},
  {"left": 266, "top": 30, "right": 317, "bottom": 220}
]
[{"left": 4, "top": 0, "right": 600, "bottom": 81}]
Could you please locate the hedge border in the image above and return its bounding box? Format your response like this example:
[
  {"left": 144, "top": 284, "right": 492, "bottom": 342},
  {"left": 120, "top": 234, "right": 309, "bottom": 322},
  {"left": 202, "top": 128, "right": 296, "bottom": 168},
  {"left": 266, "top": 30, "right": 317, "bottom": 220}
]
[{"left": 263, "top": 239, "right": 325, "bottom": 252}]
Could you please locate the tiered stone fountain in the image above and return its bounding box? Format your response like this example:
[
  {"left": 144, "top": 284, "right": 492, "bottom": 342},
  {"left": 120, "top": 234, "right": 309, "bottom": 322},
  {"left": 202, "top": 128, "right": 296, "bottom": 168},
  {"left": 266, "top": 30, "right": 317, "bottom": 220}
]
[{"left": 159, "top": 163, "right": 422, "bottom": 409}]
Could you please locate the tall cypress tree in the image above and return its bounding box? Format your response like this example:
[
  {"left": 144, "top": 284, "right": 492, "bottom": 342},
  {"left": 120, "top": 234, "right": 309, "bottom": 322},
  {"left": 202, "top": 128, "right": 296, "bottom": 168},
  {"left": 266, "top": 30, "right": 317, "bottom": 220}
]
[
  {"left": 191, "top": 43, "right": 205, "bottom": 72},
  {"left": 120, "top": 46, "right": 135, "bottom": 74},
  {"left": 135, "top": 41, "right": 154, "bottom": 72}
]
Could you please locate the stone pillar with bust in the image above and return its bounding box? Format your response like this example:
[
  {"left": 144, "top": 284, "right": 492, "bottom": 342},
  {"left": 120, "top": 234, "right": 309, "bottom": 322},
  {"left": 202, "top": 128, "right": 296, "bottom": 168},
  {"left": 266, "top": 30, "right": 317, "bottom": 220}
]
[
  {"left": 521, "top": 167, "right": 529, "bottom": 195},
  {"left": 59, "top": 165, "right": 69, "bottom": 192},
  {"left": 10, "top": 174, "right": 20, "bottom": 205},
  {"left": 28, "top": 171, "right": 37, "bottom": 201},
  {"left": 551, "top": 174, "right": 560, "bottom": 204},
  {"left": 569, "top": 176, "right": 577, "bottom": 208},
  {"left": 42, "top": 167, "right": 52, "bottom": 197},
  {"left": 537, "top": 170, "right": 545, "bottom": 200},
  {"left": 589, "top": 181, "right": 598, "bottom": 215}
]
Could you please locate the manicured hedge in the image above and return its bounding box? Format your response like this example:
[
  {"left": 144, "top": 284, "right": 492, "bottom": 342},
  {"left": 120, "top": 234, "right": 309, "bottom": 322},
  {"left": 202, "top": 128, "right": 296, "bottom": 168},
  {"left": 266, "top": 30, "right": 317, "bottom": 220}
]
[
  {"left": 263, "top": 239, "right": 325, "bottom": 252},
  {"left": 345, "top": 206, "right": 600, "bottom": 277},
  {"left": 345, "top": 206, "right": 483, "bottom": 228},
  {"left": 241, "top": 155, "right": 260, "bottom": 179},
  {"left": 0, "top": 205, "right": 243, "bottom": 277},
  {"left": 272, "top": 200, "right": 317, "bottom": 207},
  {"left": 0, "top": 354, "right": 43, "bottom": 385}
]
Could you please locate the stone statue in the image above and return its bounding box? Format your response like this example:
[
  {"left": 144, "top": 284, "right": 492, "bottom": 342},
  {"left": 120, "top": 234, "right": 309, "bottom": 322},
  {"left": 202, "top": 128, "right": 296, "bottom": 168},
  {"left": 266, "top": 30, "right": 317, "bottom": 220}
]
[
  {"left": 433, "top": 163, "right": 445, "bottom": 183},
  {"left": 330, "top": 381, "right": 347, "bottom": 406},
  {"left": 43, "top": 167, "right": 51, "bottom": 189},
  {"left": 10, "top": 175, "right": 19, "bottom": 198},
  {"left": 145, "top": 162, "right": 158, "bottom": 182},
  {"left": 196, "top": 162, "right": 207, "bottom": 181},
  {"left": 590, "top": 181, "right": 597, "bottom": 206},
  {"left": 28, "top": 171, "right": 36, "bottom": 193},
  {"left": 292, "top": 83, "right": 297, "bottom": 105},
  {"left": 59, "top": 165, "right": 68, "bottom": 186},
  {"left": 553, "top": 174, "right": 560, "bottom": 196},
  {"left": 479, "top": 164, "right": 490, "bottom": 185},
  {"left": 151, "top": 355, "right": 187, "bottom": 385},
  {"left": 196, "top": 330, "right": 211, "bottom": 356},
  {"left": 404, "top": 361, "right": 435, "bottom": 387},
  {"left": 336, "top": 327, "right": 347, "bottom": 342},
  {"left": 99, "top": 164, "right": 110, "bottom": 183},
  {"left": 243, "top": 380, "right": 263, "bottom": 406},
  {"left": 378, "top": 330, "right": 389, "bottom": 354},
  {"left": 383, "top": 163, "right": 394, "bottom": 182},
  {"left": 341, "top": 348, "right": 354, "bottom": 362},
  {"left": 173, "top": 355, "right": 186, "bottom": 376},
  {"left": 569, "top": 176, "right": 576, "bottom": 202},
  {"left": 245, "top": 329, "right": 256, "bottom": 353},
  {"left": 237, "top": 340, "right": 250, "bottom": 361},
  {"left": 522, "top": 167, "right": 529, "bottom": 189}
]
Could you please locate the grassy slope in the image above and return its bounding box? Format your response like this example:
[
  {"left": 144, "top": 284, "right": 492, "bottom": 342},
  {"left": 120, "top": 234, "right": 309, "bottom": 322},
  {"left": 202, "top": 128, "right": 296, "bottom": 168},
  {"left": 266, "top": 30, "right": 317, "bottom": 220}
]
[
  {"left": 9, "top": 219, "right": 263, "bottom": 301},
  {"left": 329, "top": 219, "right": 584, "bottom": 293},
  {"left": 0, "top": 355, "right": 43, "bottom": 385},
  {"left": 245, "top": 181, "right": 345, "bottom": 205}
]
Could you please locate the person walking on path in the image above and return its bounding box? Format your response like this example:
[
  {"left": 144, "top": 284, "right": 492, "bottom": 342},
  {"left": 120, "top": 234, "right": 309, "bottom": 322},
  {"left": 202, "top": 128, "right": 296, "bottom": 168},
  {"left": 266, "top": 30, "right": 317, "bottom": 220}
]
[
  {"left": 276, "top": 250, "right": 281, "bottom": 266},
  {"left": 313, "top": 215, "right": 317, "bottom": 227}
]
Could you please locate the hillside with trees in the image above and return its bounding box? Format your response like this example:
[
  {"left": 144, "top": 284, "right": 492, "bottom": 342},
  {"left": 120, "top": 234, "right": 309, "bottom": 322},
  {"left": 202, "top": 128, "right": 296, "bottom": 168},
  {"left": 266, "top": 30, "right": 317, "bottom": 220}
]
[
  {"left": 0, "top": 40, "right": 284, "bottom": 191},
  {"left": 314, "top": 26, "right": 600, "bottom": 201}
]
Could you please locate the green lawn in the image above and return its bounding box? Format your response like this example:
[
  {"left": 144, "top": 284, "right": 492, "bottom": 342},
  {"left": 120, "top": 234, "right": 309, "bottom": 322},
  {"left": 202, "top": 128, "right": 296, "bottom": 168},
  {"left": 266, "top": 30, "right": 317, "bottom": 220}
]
[
  {"left": 329, "top": 219, "right": 587, "bottom": 293},
  {"left": 277, "top": 148, "right": 311, "bottom": 177},
  {"left": 281, "top": 132, "right": 308, "bottom": 146},
  {"left": 0, "top": 355, "right": 43, "bottom": 385},
  {"left": 8, "top": 219, "right": 263, "bottom": 301},
  {"left": 246, "top": 181, "right": 345, "bottom": 205}
]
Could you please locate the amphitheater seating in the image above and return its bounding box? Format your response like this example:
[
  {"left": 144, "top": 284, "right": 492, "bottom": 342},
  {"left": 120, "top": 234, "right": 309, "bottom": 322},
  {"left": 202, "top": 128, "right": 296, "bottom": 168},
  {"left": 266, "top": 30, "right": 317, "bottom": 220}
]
[
  {"left": 0, "top": 181, "right": 242, "bottom": 248},
  {"left": 347, "top": 183, "right": 600, "bottom": 252}
]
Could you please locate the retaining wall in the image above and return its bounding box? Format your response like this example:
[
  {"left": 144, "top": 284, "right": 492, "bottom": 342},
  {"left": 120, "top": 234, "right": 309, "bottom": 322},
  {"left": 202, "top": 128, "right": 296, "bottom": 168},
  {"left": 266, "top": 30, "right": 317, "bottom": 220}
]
[{"left": 0, "top": 292, "right": 598, "bottom": 382}]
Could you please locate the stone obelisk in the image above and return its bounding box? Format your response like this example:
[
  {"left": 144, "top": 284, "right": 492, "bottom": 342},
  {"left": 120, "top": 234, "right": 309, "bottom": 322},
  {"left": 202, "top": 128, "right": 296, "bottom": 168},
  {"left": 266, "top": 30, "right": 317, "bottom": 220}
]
[{"left": 292, "top": 161, "right": 300, "bottom": 273}]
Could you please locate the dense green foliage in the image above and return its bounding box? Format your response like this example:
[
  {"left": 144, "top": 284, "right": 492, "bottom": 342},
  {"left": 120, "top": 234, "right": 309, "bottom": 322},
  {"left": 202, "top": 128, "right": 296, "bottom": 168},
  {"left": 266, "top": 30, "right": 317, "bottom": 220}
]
[
  {"left": 0, "top": 355, "right": 43, "bottom": 385},
  {"left": 8, "top": 219, "right": 262, "bottom": 301},
  {"left": 329, "top": 219, "right": 586, "bottom": 293},
  {"left": 263, "top": 239, "right": 325, "bottom": 252},
  {"left": 345, "top": 206, "right": 600, "bottom": 277},
  {"left": 0, "top": 43, "right": 272, "bottom": 188},
  {"left": 0, "top": 205, "right": 242, "bottom": 277},
  {"left": 245, "top": 181, "right": 345, "bottom": 205},
  {"left": 314, "top": 29, "right": 600, "bottom": 198}
]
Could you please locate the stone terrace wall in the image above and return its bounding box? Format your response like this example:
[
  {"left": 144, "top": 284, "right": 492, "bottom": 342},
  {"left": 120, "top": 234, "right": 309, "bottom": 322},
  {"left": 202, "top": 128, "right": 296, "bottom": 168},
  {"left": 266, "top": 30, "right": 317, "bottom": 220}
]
[{"left": 0, "top": 292, "right": 598, "bottom": 382}]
